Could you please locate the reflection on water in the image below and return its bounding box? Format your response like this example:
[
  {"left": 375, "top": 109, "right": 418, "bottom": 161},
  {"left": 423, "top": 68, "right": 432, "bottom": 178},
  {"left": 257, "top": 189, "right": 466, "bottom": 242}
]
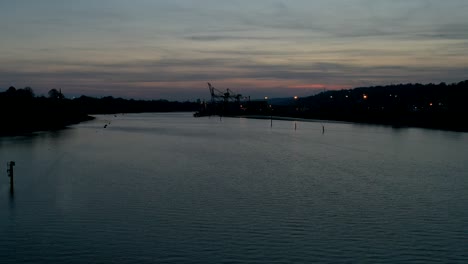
[
  {"left": 1, "top": 113, "right": 468, "bottom": 263},
  {"left": 8, "top": 188, "right": 14, "bottom": 210}
]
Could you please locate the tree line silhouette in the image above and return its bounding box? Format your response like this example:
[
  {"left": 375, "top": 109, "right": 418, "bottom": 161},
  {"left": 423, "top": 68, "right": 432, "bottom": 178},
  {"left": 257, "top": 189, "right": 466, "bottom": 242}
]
[
  {"left": 0, "top": 87, "right": 199, "bottom": 135},
  {"left": 288, "top": 81, "right": 468, "bottom": 131},
  {"left": 2, "top": 81, "right": 468, "bottom": 135}
]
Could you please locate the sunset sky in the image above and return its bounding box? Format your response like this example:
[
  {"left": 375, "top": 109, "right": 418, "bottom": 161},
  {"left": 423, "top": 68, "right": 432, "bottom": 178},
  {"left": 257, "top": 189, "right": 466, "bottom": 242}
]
[{"left": 1, "top": 0, "right": 468, "bottom": 100}]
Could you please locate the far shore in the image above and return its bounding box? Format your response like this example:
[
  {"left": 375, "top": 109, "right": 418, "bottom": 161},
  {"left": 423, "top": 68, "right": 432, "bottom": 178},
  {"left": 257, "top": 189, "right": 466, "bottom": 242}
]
[
  {"left": 231, "top": 114, "right": 468, "bottom": 132},
  {"left": 238, "top": 115, "right": 352, "bottom": 124}
]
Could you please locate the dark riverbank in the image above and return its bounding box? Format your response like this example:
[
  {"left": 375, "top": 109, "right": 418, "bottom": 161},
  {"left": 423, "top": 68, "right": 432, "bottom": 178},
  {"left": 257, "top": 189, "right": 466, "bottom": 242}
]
[
  {"left": 239, "top": 114, "right": 467, "bottom": 133},
  {"left": 0, "top": 87, "right": 199, "bottom": 136},
  {"left": 0, "top": 88, "right": 93, "bottom": 136},
  {"left": 197, "top": 81, "right": 468, "bottom": 132},
  {"left": 293, "top": 81, "right": 468, "bottom": 132}
]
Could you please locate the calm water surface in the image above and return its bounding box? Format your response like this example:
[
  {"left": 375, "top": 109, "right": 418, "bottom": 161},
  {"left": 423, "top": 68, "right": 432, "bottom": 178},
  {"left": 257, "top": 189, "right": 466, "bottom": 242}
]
[{"left": 1, "top": 113, "right": 467, "bottom": 263}]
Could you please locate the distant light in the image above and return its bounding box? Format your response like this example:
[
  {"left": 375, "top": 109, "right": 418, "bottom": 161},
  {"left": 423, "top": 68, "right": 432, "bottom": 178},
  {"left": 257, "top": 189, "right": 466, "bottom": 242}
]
[
  {"left": 330, "top": 96, "right": 333, "bottom": 99},
  {"left": 345, "top": 95, "right": 348, "bottom": 98},
  {"left": 264, "top": 96, "right": 268, "bottom": 100},
  {"left": 363, "top": 94, "right": 368, "bottom": 99},
  {"left": 429, "top": 102, "right": 433, "bottom": 106},
  {"left": 294, "top": 96, "right": 298, "bottom": 100}
]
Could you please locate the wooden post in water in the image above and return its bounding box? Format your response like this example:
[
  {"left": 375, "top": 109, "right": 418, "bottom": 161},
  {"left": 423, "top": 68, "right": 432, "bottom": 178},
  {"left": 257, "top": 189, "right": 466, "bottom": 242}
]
[{"left": 7, "top": 161, "right": 15, "bottom": 193}]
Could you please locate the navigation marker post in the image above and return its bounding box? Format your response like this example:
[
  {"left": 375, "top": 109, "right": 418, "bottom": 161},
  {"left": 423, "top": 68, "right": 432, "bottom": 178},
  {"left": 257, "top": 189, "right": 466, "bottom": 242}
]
[{"left": 7, "top": 161, "right": 15, "bottom": 193}]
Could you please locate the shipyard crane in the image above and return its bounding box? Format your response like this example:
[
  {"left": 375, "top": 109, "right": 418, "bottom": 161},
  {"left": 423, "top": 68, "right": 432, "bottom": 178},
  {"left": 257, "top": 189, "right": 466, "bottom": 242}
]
[
  {"left": 227, "top": 88, "right": 242, "bottom": 104},
  {"left": 207, "top": 83, "right": 242, "bottom": 104},
  {"left": 193, "top": 83, "right": 247, "bottom": 117},
  {"left": 208, "top": 82, "right": 225, "bottom": 104}
]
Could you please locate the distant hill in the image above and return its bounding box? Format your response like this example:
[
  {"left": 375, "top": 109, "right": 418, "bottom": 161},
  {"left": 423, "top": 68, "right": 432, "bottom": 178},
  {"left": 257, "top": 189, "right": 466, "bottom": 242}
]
[
  {"left": 292, "top": 81, "right": 468, "bottom": 131},
  {"left": 268, "top": 97, "right": 296, "bottom": 106}
]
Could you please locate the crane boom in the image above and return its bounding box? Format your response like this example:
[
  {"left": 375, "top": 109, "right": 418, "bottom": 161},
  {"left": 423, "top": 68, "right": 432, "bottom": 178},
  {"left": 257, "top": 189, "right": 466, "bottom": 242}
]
[
  {"left": 208, "top": 83, "right": 242, "bottom": 103},
  {"left": 195, "top": 82, "right": 248, "bottom": 117}
]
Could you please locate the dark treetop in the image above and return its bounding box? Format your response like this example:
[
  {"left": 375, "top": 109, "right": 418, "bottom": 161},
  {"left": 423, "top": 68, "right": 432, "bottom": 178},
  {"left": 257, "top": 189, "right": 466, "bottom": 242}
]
[{"left": 0, "top": 87, "right": 199, "bottom": 136}]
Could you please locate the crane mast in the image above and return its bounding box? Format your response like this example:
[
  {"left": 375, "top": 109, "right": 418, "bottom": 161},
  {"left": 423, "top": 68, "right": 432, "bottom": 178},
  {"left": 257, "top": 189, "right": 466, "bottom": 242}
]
[
  {"left": 200, "top": 82, "right": 244, "bottom": 116},
  {"left": 207, "top": 83, "right": 242, "bottom": 104}
]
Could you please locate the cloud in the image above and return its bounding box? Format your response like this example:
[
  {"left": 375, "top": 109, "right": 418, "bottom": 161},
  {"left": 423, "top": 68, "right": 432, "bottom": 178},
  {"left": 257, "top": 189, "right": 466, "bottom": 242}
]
[
  {"left": 2, "top": 55, "right": 466, "bottom": 100},
  {"left": 186, "top": 35, "right": 280, "bottom": 41},
  {"left": 1, "top": 0, "right": 468, "bottom": 99}
]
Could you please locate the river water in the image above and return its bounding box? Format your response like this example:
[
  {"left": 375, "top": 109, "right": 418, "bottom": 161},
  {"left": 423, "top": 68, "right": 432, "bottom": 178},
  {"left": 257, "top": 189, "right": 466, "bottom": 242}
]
[{"left": 1, "top": 113, "right": 467, "bottom": 263}]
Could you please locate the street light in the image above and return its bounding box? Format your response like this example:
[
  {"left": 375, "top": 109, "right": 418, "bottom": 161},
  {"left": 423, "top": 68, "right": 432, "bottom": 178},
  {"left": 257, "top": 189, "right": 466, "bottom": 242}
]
[{"left": 294, "top": 96, "right": 300, "bottom": 112}]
